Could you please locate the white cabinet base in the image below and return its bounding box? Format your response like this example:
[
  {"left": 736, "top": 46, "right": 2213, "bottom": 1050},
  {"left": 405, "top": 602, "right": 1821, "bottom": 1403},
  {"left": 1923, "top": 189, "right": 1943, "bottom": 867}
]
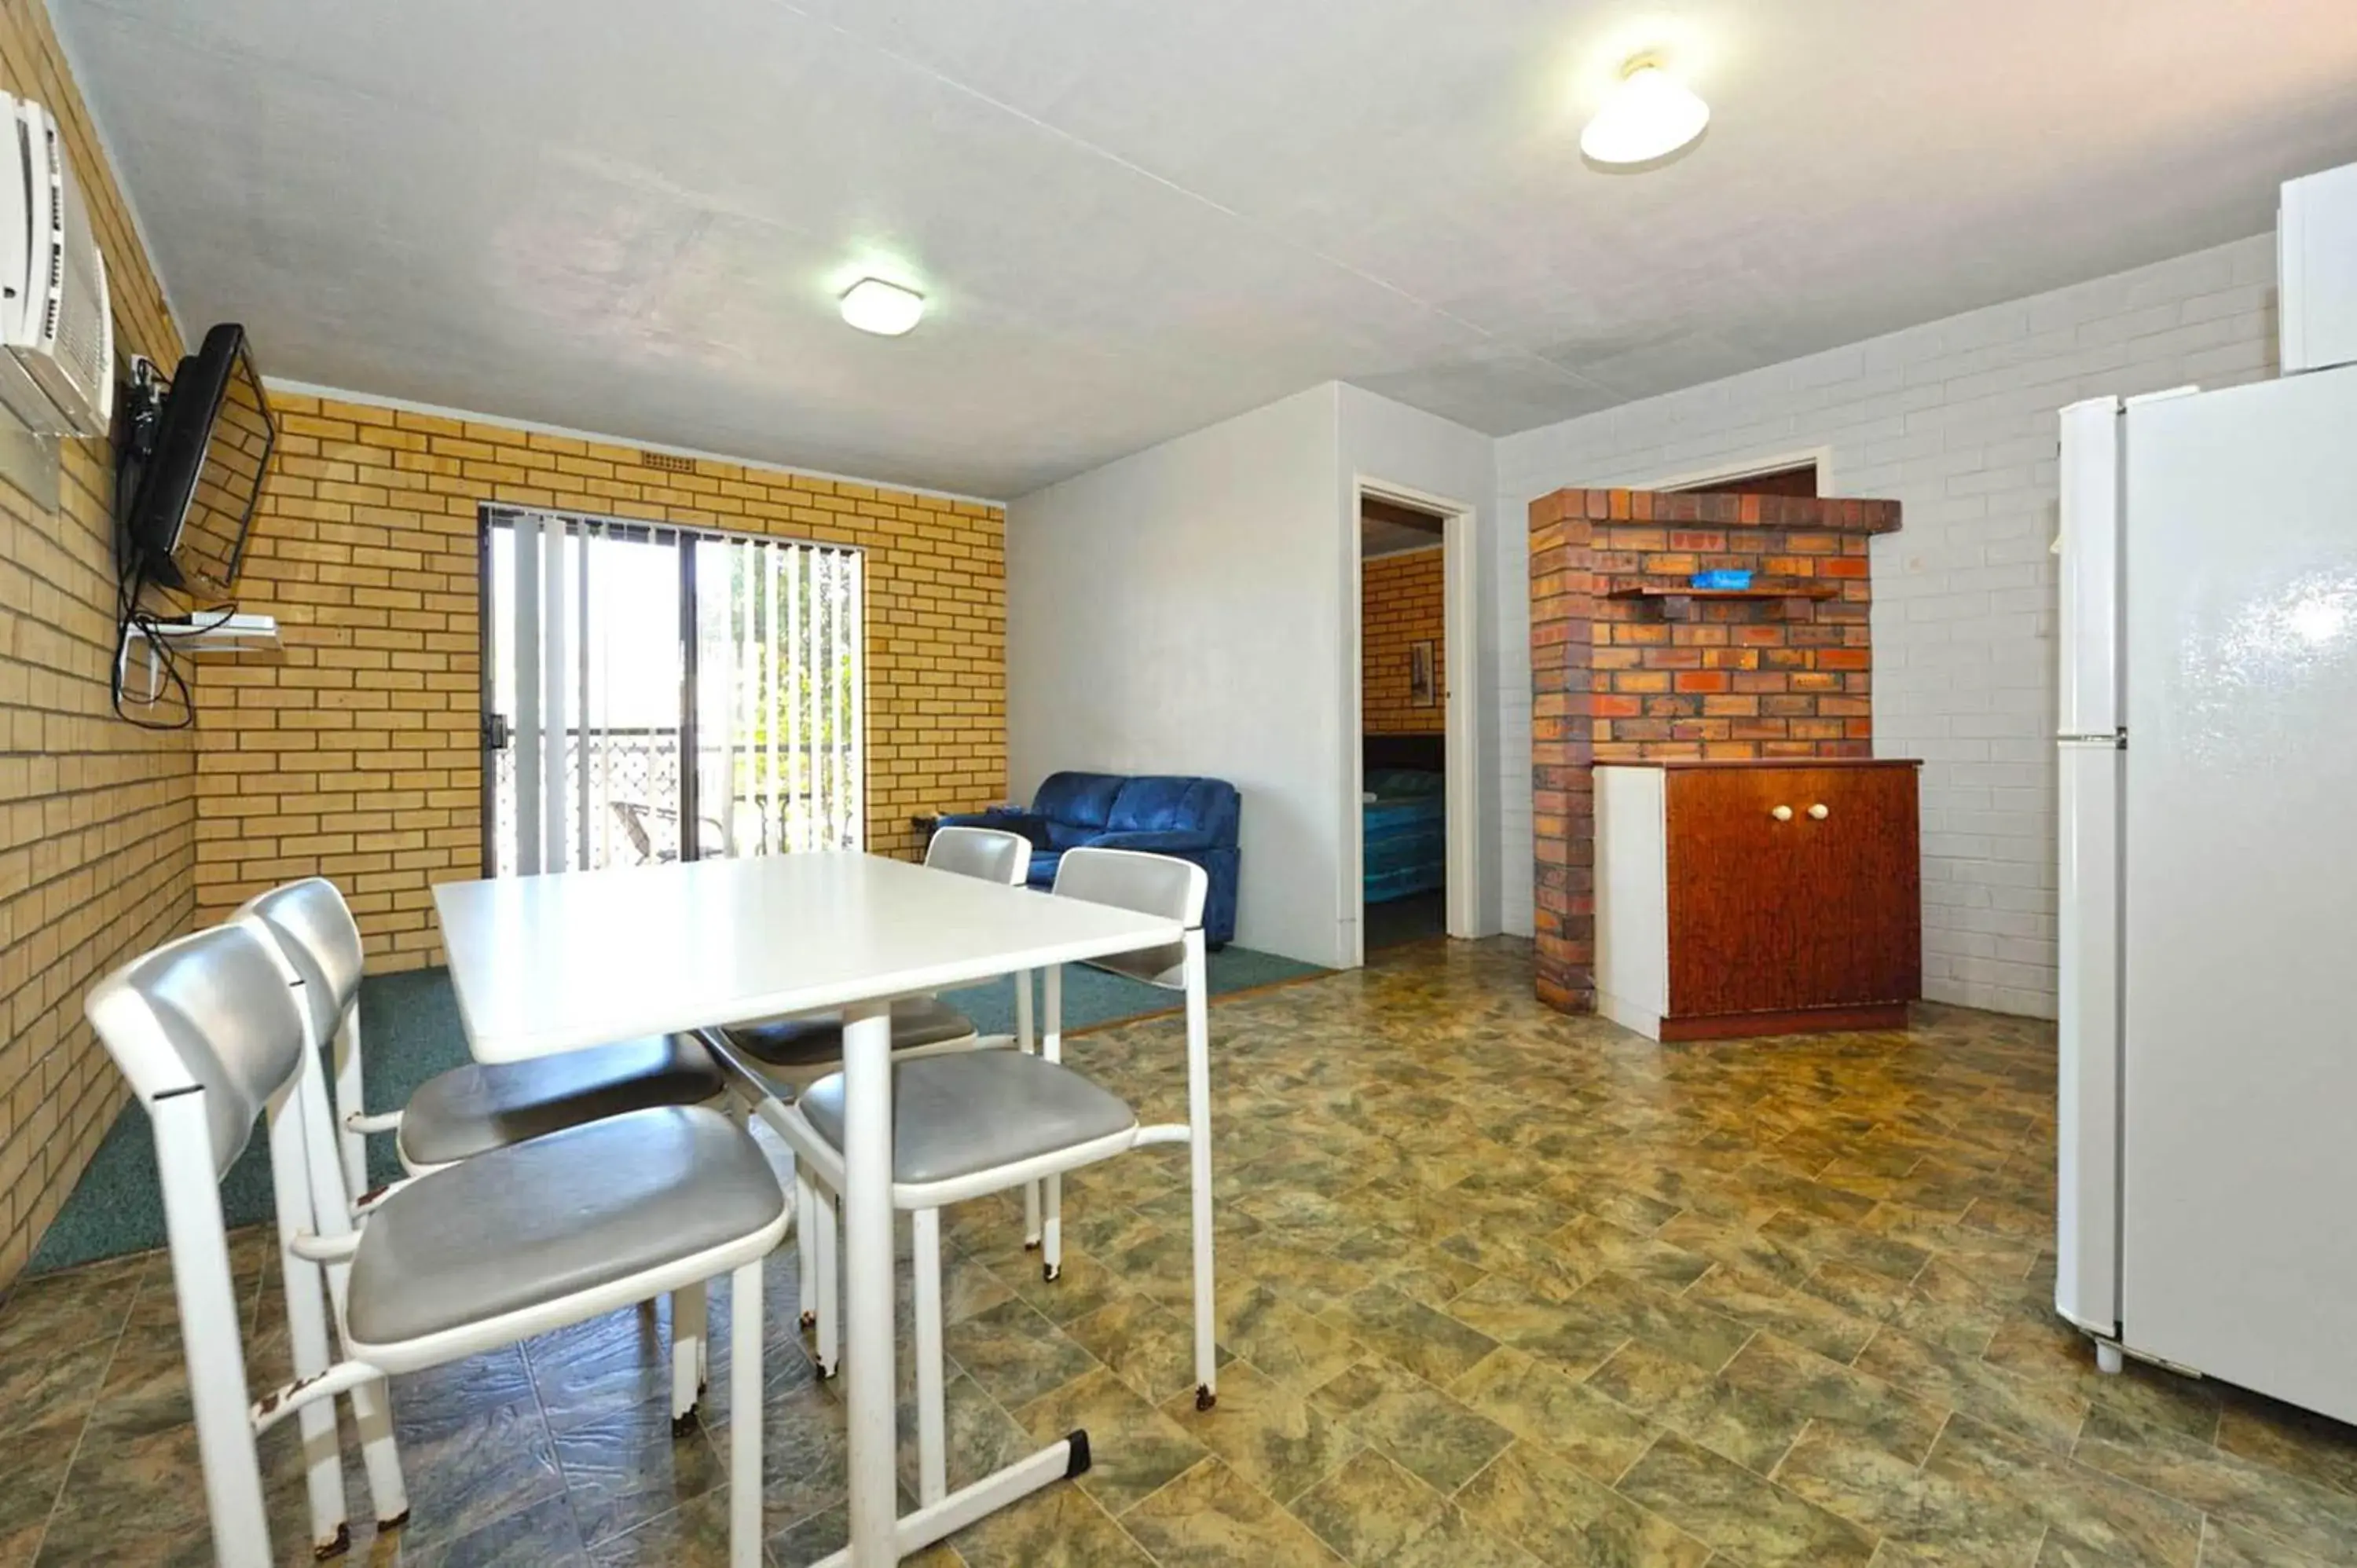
[{"left": 1594, "top": 768, "right": 1668, "bottom": 1041}]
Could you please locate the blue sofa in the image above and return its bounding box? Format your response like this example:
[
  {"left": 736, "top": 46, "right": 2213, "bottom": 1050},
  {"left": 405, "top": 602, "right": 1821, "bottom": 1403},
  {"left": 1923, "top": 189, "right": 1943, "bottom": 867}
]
[{"left": 942, "top": 772, "right": 1241, "bottom": 947}]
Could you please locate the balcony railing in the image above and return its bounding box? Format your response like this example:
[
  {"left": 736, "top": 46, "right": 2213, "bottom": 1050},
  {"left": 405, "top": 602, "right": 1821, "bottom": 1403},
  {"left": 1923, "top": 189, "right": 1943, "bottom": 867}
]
[{"left": 491, "top": 725, "right": 858, "bottom": 874}]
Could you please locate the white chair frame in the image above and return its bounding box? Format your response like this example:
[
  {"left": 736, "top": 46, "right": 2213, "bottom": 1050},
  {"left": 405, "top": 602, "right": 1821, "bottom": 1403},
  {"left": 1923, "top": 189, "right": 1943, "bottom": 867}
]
[
  {"left": 239, "top": 878, "right": 725, "bottom": 1434},
  {"left": 86, "top": 918, "right": 783, "bottom": 1568},
  {"left": 715, "top": 849, "right": 1217, "bottom": 1532}
]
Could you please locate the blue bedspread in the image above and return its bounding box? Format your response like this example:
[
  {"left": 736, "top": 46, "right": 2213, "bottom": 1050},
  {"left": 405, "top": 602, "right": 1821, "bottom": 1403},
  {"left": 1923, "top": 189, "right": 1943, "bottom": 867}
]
[{"left": 1364, "top": 768, "right": 1444, "bottom": 903}]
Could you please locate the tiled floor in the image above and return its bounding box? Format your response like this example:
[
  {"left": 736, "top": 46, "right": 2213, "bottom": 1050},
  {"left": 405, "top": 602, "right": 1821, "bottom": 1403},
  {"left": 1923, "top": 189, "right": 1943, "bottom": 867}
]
[{"left": 8, "top": 937, "right": 2357, "bottom": 1565}]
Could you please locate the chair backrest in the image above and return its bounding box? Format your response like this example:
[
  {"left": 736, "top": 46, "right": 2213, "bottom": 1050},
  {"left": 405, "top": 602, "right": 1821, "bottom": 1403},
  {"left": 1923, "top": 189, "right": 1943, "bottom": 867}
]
[
  {"left": 238, "top": 877, "right": 365, "bottom": 1047},
  {"left": 1051, "top": 847, "right": 1208, "bottom": 989},
  {"left": 85, "top": 920, "right": 313, "bottom": 1178},
  {"left": 926, "top": 824, "right": 1029, "bottom": 885}
]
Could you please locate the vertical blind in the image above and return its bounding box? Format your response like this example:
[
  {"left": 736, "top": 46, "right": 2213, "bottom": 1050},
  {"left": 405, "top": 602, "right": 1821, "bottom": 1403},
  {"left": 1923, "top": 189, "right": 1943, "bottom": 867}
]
[
  {"left": 699, "top": 532, "right": 865, "bottom": 856},
  {"left": 489, "top": 506, "right": 864, "bottom": 876}
]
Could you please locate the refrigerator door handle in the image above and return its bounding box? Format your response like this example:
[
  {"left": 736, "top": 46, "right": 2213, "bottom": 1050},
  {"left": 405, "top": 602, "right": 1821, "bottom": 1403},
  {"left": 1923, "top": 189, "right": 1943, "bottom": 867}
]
[
  {"left": 2056, "top": 738, "right": 2125, "bottom": 1339},
  {"left": 2058, "top": 397, "right": 2126, "bottom": 739}
]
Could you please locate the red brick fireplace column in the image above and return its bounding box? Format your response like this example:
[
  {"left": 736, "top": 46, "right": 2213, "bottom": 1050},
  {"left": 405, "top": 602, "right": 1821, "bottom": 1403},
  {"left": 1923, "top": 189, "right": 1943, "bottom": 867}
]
[
  {"left": 1529, "top": 491, "right": 1597, "bottom": 1013},
  {"left": 1526, "top": 486, "right": 1903, "bottom": 1015}
]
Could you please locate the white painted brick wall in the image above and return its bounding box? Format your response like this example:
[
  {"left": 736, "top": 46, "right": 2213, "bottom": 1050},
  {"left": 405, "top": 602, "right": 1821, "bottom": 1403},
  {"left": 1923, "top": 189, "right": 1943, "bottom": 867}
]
[{"left": 1490, "top": 235, "right": 2278, "bottom": 1019}]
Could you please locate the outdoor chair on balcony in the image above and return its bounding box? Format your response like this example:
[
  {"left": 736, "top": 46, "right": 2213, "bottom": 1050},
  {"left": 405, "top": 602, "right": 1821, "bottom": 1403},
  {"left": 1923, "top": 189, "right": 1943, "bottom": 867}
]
[{"left": 610, "top": 800, "right": 679, "bottom": 864}]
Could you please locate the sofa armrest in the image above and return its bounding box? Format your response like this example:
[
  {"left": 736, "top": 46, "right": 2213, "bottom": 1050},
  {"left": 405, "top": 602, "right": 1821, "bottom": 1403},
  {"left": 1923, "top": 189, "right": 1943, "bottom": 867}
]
[
  {"left": 938, "top": 809, "right": 1049, "bottom": 848},
  {"left": 938, "top": 808, "right": 1030, "bottom": 827},
  {"left": 1087, "top": 830, "right": 1213, "bottom": 853}
]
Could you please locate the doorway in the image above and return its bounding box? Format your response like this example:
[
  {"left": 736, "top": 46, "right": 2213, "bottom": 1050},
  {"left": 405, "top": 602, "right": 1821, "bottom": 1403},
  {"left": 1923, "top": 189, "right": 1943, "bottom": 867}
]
[
  {"left": 1353, "top": 487, "right": 1473, "bottom": 958},
  {"left": 478, "top": 505, "right": 865, "bottom": 876},
  {"left": 1673, "top": 460, "right": 1818, "bottom": 497}
]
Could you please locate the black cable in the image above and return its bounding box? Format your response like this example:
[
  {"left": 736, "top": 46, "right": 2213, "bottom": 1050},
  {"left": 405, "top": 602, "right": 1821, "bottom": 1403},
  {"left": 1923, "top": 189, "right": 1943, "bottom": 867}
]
[{"left": 110, "top": 553, "right": 195, "bottom": 729}]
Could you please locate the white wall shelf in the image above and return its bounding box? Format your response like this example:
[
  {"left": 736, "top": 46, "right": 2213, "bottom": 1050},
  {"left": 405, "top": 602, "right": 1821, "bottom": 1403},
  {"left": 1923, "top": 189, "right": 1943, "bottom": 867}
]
[
  {"left": 128, "top": 612, "right": 280, "bottom": 656},
  {"left": 119, "top": 612, "right": 280, "bottom": 706}
]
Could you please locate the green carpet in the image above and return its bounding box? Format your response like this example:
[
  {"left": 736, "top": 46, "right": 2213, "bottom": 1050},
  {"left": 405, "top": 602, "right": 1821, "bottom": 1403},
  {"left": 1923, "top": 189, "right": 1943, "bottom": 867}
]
[{"left": 28, "top": 944, "right": 1325, "bottom": 1277}]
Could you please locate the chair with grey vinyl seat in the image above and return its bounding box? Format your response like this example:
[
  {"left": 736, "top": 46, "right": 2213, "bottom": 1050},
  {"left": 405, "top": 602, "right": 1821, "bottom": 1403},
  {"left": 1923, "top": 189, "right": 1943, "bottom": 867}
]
[
  {"left": 1025, "top": 843, "right": 1214, "bottom": 1280},
  {"left": 695, "top": 823, "right": 1032, "bottom": 1371},
  {"left": 238, "top": 876, "right": 730, "bottom": 1428},
  {"left": 236, "top": 877, "right": 729, "bottom": 1185},
  {"left": 82, "top": 918, "right": 785, "bottom": 1568},
  {"left": 773, "top": 845, "right": 1219, "bottom": 1508}
]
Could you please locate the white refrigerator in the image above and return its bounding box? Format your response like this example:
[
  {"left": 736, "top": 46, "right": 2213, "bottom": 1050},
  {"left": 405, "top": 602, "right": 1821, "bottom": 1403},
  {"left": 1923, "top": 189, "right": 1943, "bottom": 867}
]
[{"left": 2055, "top": 360, "right": 2357, "bottom": 1423}]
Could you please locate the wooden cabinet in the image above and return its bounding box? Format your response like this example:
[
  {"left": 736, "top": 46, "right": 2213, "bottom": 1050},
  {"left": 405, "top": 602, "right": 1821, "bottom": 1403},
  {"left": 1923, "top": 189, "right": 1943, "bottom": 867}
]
[{"left": 1595, "top": 760, "right": 1920, "bottom": 1041}]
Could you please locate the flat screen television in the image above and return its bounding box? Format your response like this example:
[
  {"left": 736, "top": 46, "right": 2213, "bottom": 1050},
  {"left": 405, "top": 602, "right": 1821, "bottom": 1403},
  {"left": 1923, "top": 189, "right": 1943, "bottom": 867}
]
[{"left": 123, "top": 322, "right": 276, "bottom": 598}]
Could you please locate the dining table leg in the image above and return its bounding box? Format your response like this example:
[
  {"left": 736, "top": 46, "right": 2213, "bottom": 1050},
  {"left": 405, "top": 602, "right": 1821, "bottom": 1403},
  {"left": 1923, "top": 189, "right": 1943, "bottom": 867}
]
[{"left": 838, "top": 998, "right": 898, "bottom": 1566}]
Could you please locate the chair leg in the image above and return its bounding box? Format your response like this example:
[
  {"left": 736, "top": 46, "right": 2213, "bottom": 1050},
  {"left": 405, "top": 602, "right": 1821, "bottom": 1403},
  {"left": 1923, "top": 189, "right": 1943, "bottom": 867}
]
[
  {"left": 813, "top": 1184, "right": 840, "bottom": 1378},
  {"left": 912, "top": 1207, "right": 948, "bottom": 1506},
  {"left": 266, "top": 1095, "right": 350, "bottom": 1558},
  {"left": 729, "top": 1259, "right": 764, "bottom": 1568},
  {"left": 1042, "top": 1174, "right": 1062, "bottom": 1283},
  {"left": 346, "top": 1378, "right": 409, "bottom": 1530},
  {"left": 1183, "top": 928, "right": 1218, "bottom": 1411},
  {"left": 1017, "top": 970, "right": 1043, "bottom": 1251},
  {"left": 288, "top": 1024, "right": 411, "bottom": 1527},
  {"left": 672, "top": 1284, "right": 706, "bottom": 1431},
  {"left": 1036, "top": 964, "right": 1069, "bottom": 1265},
  {"left": 795, "top": 1164, "right": 819, "bottom": 1330},
  {"left": 154, "top": 1092, "right": 273, "bottom": 1567},
  {"left": 333, "top": 1008, "right": 368, "bottom": 1205}
]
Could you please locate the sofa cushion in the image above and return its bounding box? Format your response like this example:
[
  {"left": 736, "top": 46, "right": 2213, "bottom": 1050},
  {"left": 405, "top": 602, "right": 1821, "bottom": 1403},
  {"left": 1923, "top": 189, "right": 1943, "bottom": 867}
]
[
  {"left": 1032, "top": 771, "right": 1126, "bottom": 830},
  {"left": 1109, "top": 775, "right": 1216, "bottom": 834},
  {"left": 1045, "top": 819, "right": 1100, "bottom": 851}
]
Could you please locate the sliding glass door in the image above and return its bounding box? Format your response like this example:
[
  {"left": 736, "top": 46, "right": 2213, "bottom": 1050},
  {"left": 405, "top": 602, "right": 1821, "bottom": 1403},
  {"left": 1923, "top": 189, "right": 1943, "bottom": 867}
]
[{"left": 480, "top": 506, "right": 864, "bottom": 876}]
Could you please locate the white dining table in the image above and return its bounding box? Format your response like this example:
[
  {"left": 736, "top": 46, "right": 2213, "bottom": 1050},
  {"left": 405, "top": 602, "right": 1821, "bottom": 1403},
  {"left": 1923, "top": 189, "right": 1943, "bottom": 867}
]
[{"left": 431, "top": 852, "right": 1183, "bottom": 1566}]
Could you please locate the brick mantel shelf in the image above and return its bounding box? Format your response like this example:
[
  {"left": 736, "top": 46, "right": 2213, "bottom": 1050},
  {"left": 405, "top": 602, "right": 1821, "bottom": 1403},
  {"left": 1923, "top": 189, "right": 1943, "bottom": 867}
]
[{"left": 1527, "top": 487, "right": 1902, "bottom": 1014}]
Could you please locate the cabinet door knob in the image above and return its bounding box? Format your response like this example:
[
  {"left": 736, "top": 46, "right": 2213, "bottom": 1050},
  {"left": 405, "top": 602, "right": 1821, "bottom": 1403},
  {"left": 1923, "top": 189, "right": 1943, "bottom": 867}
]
[
  {"left": 1770, "top": 804, "right": 1794, "bottom": 822},
  {"left": 1808, "top": 802, "right": 1830, "bottom": 820}
]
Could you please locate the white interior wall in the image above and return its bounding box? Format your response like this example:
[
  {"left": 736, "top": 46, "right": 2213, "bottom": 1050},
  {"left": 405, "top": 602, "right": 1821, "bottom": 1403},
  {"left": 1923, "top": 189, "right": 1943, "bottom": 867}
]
[
  {"left": 1006, "top": 382, "right": 1494, "bottom": 969},
  {"left": 1006, "top": 385, "right": 1351, "bottom": 967},
  {"left": 1492, "top": 235, "right": 2279, "bottom": 1017},
  {"left": 1336, "top": 385, "right": 1501, "bottom": 947}
]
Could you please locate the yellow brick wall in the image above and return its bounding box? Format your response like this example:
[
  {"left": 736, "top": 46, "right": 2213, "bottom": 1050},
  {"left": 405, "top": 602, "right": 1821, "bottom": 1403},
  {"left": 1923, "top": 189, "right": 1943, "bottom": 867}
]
[
  {"left": 1362, "top": 548, "right": 1444, "bottom": 736},
  {"left": 0, "top": 0, "right": 190, "bottom": 1284},
  {"left": 189, "top": 397, "right": 1008, "bottom": 971}
]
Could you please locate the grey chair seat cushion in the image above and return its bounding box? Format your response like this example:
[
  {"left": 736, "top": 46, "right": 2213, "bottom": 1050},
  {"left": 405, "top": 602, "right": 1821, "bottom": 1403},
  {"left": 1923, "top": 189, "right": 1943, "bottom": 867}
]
[
  {"left": 396, "top": 1033, "right": 726, "bottom": 1168},
  {"left": 349, "top": 1105, "right": 785, "bottom": 1347},
  {"left": 720, "top": 996, "right": 976, "bottom": 1070},
  {"left": 799, "top": 1052, "right": 1136, "bottom": 1186}
]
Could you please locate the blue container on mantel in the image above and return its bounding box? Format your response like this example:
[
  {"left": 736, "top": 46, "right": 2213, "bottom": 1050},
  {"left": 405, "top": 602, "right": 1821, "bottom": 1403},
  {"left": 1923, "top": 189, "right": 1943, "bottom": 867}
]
[{"left": 1691, "top": 569, "right": 1754, "bottom": 590}]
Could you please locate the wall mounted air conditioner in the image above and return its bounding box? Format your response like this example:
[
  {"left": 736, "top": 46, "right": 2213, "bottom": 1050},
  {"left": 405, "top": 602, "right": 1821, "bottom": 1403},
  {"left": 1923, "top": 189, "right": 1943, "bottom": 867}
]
[{"left": 0, "top": 92, "right": 112, "bottom": 438}]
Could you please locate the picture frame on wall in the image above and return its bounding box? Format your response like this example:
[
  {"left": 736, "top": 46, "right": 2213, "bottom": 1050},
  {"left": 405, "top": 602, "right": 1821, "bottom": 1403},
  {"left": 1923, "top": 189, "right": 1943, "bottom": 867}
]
[{"left": 1409, "top": 639, "right": 1436, "bottom": 707}]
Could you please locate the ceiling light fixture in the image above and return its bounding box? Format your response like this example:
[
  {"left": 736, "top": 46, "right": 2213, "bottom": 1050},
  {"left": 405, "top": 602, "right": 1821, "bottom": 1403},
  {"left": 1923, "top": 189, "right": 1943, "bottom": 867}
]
[
  {"left": 1580, "top": 56, "right": 1709, "bottom": 167},
  {"left": 838, "top": 277, "right": 926, "bottom": 336}
]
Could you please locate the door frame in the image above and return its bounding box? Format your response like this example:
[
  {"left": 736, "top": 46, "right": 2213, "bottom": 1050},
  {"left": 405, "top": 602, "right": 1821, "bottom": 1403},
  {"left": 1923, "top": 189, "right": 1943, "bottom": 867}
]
[
  {"left": 1637, "top": 445, "right": 1836, "bottom": 494},
  {"left": 477, "top": 510, "right": 498, "bottom": 874},
  {"left": 1348, "top": 475, "right": 1480, "bottom": 965}
]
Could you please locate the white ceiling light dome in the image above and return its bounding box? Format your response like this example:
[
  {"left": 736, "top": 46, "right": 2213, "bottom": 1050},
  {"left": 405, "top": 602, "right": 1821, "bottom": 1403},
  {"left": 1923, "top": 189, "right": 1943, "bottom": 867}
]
[
  {"left": 1580, "top": 58, "right": 1709, "bottom": 167},
  {"left": 838, "top": 277, "right": 926, "bottom": 335}
]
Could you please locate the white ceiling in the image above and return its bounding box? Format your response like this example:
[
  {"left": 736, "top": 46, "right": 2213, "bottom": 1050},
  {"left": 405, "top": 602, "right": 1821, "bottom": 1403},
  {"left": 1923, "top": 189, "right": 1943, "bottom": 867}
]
[{"left": 54, "top": 0, "right": 2357, "bottom": 498}]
